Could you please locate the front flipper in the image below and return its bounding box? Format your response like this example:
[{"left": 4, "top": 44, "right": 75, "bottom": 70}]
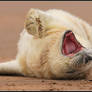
[{"left": 0, "top": 60, "right": 22, "bottom": 75}]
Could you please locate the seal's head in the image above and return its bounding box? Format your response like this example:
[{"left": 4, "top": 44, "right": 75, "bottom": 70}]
[
  {"left": 48, "top": 29, "right": 92, "bottom": 79},
  {"left": 63, "top": 31, "right": 92, "bottom": 79}
]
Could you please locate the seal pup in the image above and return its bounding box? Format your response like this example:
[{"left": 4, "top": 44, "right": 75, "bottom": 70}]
[{"left": 0, "top": 8, "right": 92, "bottom": 79}]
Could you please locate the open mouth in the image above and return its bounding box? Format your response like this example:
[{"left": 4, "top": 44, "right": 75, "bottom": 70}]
[{"left": 62, "top": 30, "right": 83, "bottom": 56}]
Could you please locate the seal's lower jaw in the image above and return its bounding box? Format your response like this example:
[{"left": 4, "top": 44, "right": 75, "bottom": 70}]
[{"left": 62, "top": 30, "right": 83, "bottom": 56}]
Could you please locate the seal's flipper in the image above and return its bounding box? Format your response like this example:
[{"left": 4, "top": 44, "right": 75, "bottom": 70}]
[
  {"left": 25, "top": 8, "right": 49, "bottom": 38},
  {"left": 0, "top": 60, "right": 22, "bottom": 75}
]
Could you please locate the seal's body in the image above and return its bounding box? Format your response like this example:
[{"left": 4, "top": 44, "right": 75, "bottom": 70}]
[{"left": 0, "top": 8, "right": 92, "bottom": 79}]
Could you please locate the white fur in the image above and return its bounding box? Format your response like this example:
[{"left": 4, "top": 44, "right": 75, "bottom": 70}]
[{"left": 0, "top": 8, "right": 92, "bottom": 79}]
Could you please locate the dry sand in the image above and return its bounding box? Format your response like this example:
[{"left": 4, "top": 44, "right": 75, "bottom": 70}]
[
  {"left": 0, "top": 75, "right": 92, "bottom": 91},
  {"left": 0, "top": 1, "right": 92, "bottom": 91}
]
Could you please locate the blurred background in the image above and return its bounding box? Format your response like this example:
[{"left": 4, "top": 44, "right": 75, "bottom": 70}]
[{"left": 0, "top": 1, "right": 92, "bottom": 59}]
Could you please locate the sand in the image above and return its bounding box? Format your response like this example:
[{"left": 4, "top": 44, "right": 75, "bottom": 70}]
[{"left": 0, "top": 75, "right": 92, "bottom": 91}]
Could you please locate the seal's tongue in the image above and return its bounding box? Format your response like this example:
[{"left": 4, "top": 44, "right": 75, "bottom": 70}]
[{"left": 62, "top": 31, "right": 83, "bottom": 56}]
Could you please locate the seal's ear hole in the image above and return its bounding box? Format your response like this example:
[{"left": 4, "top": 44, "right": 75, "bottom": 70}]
[{"left": 62, "top": 30, "right": 83, "bottom": 56}]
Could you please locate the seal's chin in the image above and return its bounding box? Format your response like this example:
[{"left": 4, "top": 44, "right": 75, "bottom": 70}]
[{"left": 62, "top": 30, "right": 83, "bottom": 56}]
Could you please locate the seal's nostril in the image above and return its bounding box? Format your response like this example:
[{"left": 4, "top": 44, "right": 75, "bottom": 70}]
[
  {"left": 85, "top": 57, "right": 89, "bottom": 64},
  {"left": 84, "top": 55, "right": 92, "bottom": 64}
]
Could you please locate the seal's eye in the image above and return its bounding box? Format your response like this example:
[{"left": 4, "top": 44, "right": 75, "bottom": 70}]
[{"left": 62, "top": 30, "right": 83, "bottom": 56}]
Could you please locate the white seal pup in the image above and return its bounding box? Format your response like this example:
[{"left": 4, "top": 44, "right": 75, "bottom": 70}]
[{"left": 0, "top": 8, "right": 92, "bottom": 79}]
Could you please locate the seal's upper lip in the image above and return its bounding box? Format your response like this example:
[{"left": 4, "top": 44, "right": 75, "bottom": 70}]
[{"left": 62, "top": 30, "right": 83, "bottom": 56}]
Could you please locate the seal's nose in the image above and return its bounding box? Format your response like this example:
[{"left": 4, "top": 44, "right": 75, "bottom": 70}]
[{"left": 83, "top": 55, "right": 92, "bottom": 64}]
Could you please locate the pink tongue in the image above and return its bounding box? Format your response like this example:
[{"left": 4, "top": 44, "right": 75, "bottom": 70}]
[{"left": 65, "top": 39, "right": 76, "bottom": 54}]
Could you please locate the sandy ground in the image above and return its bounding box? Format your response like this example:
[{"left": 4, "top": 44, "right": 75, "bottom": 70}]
[
  {"left": 0, "top": 75, "right": 92, "bottom": 91},
  {"left": 0, "top": 1, "right": 92, "bottom": 91}
]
